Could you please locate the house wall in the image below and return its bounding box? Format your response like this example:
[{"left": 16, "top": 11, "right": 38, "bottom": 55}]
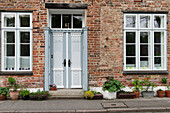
[{"left": 0, "top": 0, "right": 169, "bottom": 89}]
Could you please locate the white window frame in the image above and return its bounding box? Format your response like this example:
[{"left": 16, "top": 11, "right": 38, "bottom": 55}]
[
  {"left": 123, "top": 13, "right": 167, "bottom": 71},
  {"left": 1, "top": 12, "right": 32, "bottom": 72}
]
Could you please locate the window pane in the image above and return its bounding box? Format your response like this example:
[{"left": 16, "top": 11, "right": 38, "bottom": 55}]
[
  {"left": 140, "top": 15, "right": 150, "bottom": 28},
  {"left": 19, "top": 14, "right": 30, "bottom": 27},
  {"left": 20, "top": 45, "right": 30, "bottom": 56},
  {"left": 154, "top": 32, "right": 164, "bottom": 43},
  {"left": 51, "top": 14, "right": 61, "bottom": 28},
  {"left": 20, "top": 32, "right": 30, "bottom": 43},
  {"left": 154, "top": 45, "right": 161, "bottom": 56},
  {"left": 140, "top": 45, "right": 148, "bottom": 56},
  {"left": 154, "top": 57, "right": 164, "bottom": 69},
  {"left": 6, "top": 45, "right": 15, "bottom": 56},
  {"left": 126, "top": 45, "right": 135, "bottom": 56},
  {"left": 5, "top": 57, "right": 15, "bottom": 70},
  {"left": 62, "top": 14, "right": 71, "bottom": 28},
  {"left": 5, "top": 32, "right": 15, "bottom": 43},
  {"left": 126, "top": 15, "right": 136, "bottom": 28},
  {"left": 140, "top": 32, "right": 149, "bottom": 43},
  {"left": 19, "top": 57, "right": 30, "bottom": 70},
  {"left": 154, "top": 15, "right": 164, "bottom": 28},
  {"left": 126, "top": 57, "right": 136, "bottom": 69},
  {"left": 140, "top": 57, "right": 151, "bottom": 69},
  {"left": 126, "top": 32, "right": 135, "bottom": 43},
  {"left": 73, "top": 15, "right": 82, "bottom": 28},
  {"left": 4, "top": 14, "right": 15, "bottom": 27}
]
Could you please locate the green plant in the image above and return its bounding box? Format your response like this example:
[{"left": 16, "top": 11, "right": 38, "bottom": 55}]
[
  {"left": 8, "top": 77, "right": 19, "bottom": 92},
  {"left": 84, "top": 91, "right": 94, "bottom": 99},
  {"left": 102, "top": 77, "right": 125, "bottom": 92},
  {"left": 161, "top": 78, "right": 167, "bottom": 84},
  {"left": 132, "top": 78, "right": 143, "bottom": 92},
  {"left": 141, "top": 77, "right": 157, "bottom": 92},
  {"left": 0, "top": 87, "right": 9, "bottom": 96},
  {"left": 19, "top": 89, "right": 30, "bottom": 97},
  {"left": 91, "top": 91, "right": 101, "bottom": 95},
  {"left": 167, "top": 85, "right": 170, "bottom": 90},
  {"left": 158, "top": 89, "right": 163, "bottom": 91},
  {"left": 29, "top": 91, "right": 49, "bottom": 100}
]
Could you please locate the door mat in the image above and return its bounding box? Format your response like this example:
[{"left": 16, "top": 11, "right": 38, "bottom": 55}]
[{"left": 101, "top": 102, "right": 127, "bottom": 108}]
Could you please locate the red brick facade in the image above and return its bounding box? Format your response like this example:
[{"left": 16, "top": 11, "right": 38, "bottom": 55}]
[{"left": 0, "top": 0, "right": 169, "bottom": 88}]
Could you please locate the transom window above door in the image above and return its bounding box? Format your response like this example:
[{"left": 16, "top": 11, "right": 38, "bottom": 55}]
[
  {"left": 51, "top": 14, "right": 82, "bottom": 29},
  {"left": 123, "top": 13, "right": 167, "bottom": 71}
]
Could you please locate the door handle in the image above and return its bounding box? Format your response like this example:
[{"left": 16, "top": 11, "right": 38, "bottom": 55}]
[
  {"left": 68, "top": 59, "right": 71, "bottom": 67},
  {"left": 63, "top": 59, "right": 66, "bottom": 67}
]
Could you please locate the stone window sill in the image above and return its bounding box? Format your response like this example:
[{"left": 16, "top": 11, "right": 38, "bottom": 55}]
[
  {"left": 0, "top": 71, "right": 33, "bottom": 76},
  {"left": 123, "top": 71, "right": 168, "bottom": 75}
]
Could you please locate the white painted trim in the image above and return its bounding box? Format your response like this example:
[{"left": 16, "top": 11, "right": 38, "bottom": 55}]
[
  {"left": 66, "top": 32, "right": 69, "bottom": 88},
  {"left": 71, "top": 85, "right": 82, "bottom": 88}
]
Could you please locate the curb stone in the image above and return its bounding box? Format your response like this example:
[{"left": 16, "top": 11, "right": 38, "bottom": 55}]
[
  {"left": 15, "top": 110, "right": 76, "bottom": 113},
  {"left": 76, "top": 110, "right": 107, "bottom": 113},
  {"left": 107, "top": 108, "right": 138, "bottom": 112},
  {"left": 139, "top": 107, "right": 166, "bottom": 112}
]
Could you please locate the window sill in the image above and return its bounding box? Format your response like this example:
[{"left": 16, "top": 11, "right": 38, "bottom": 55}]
[
  {"left": 0, "top": 71, "right": 33, "bottom": 76},
  {"left": 123, "top": 70, "right": 168, "bottom": 75}
]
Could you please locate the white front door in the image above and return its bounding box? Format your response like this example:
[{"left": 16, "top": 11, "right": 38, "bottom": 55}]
[{"left": 52, "top": 31, "right": 82, "bottom": 88}]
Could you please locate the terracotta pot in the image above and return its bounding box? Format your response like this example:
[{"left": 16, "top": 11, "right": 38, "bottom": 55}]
[
  {"left": 133, "top": 91, "right": 140, "bottom": 98},
  {"left": 10, "top": 91, "right": 19, "bottom": 100},
  {"left": 157, "top": 91, "right": 165, "bottom": 98},
  {"left": 165, "top": 90, "right": 170, "bottom": 98},
  {"left": 50, "top": 87, "right": 57, "bottom": 91},
  {"left": 0, "top": 95, "right": 6, "bottom": 100}
]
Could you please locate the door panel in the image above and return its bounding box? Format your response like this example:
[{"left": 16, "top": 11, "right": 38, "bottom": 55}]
[{"left": 70, "top": 33, "right": 82, "bottom": 88}]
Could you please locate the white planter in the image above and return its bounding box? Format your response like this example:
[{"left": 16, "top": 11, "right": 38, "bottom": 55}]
[{"left": 102, "top": 91, "right": 117, "bottom": 99}]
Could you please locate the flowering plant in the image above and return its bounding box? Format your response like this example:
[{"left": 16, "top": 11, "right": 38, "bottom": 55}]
[
  {"left": 141, "top": 77, "right": 157, "bottom": 92},
  {"left": 49, "top": 84, "right": 56, "bottom": 88}
]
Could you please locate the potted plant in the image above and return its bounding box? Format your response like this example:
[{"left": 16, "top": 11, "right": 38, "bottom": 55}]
[
  {"left": 91, "top": 91, "right": 103, "bottom": 99},
  {"left": 102, "top": 77, "right": 125, "bottom": 99},
  {"left": 141, "top": 77, "right": 157, "bottom": 98},
  {"left": 19, "top": 89, "right": 30, "bottom": 100},
  {"left": 0, "top": 87, "right": 9, "bottom": 100},
  {"left": 157, "top": 89, "right": 165, "bottom": 98},
  {"left": 49, "top": 84, "right": 57, "bottom": 91},
  {"left": 132, "top": 78, "right": 143, "bottom": 98},
  {"left": 165, "top": 85, "right": 170, "bottom": 97},
  {"left": 8, "top": 77, "right": 19, "bottom": 100},
  {"left": 29, "top": 91, "right": 49, "bottom": 100},
  {"left": 84, "top": 91, "right": 94, "bottom": 100},
  {"left": 117, "top": 91, "right": 135, "bottom": 99}
]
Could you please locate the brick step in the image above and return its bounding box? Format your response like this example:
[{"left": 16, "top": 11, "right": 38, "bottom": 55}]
[{"left": 49, "top": 89, "right": 84, "bottom": 99}]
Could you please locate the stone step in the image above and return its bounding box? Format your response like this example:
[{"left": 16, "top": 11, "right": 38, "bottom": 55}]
[{"left": 49, "top": 89, "right": 84, "bottom": 99}]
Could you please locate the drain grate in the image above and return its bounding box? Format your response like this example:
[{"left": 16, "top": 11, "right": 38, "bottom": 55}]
[{"left": 101, "top": 102, "right": 127, "bottom": 108}]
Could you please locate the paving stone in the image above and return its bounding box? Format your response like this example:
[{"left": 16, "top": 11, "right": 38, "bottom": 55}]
[
  {"left": 15, "top": 110, "right": 76, "bottom": 113},
  {"left": 107, "top": 108, "right": 138, "bottom": 112},
  {"left": 139, "top": 107, "right": 166, "bottom": 112},
  {"left": 101, "top": 102, "right": 127, "bottom": 108},
  {"left": 76, "top": 110, "right": 107, "bottom": 113}
]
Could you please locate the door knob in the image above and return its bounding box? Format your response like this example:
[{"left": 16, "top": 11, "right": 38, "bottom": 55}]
[{"left": 68, "top": 59, "right": 71, "bottom": 67}]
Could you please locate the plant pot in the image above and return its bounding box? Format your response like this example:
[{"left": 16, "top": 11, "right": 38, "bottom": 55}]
[
  {"left": 103, "top": 91, "right": 116, "bottom": 99},
  {"left": 165, "top": 90, "right": 170, "bottom": 98},
  {"left": 10, "top": 91, "right": 19, "bottom": 100},
  {"left": 133, "top": 91, "right": 140, "bottom": 98},
  {"left": 93, "top": 94, "right": 103, "bottom": 99},
  {"left": 0, "top": 95, "right": 6, "bottom": 100},
  {"left": 22, "top": 95, "right": 30, "bottom": 100},
  {"left": 142, "top": 91, "right": 154, "bottom": 98},
  {"left": 157, "top": 91, "right": 165, "bottom": 98},
  {"left": 117, "top": 92, "right": 135, "bottom": 99},
  {"left": 50, "top": 87, "right": 57, "bottom": 91}
]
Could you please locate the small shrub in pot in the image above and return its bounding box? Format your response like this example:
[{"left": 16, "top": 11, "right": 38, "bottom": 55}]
[
  {"left": 8, "top": 77, "right": 19, "bottom": 100},
  {"left": 19, "top": 89, "right": 30, "bottom": 100}
]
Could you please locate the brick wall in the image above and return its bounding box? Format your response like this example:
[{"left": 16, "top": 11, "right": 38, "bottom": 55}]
[{"left": 0, "top": 0, "right": 169, "bottom": 88}]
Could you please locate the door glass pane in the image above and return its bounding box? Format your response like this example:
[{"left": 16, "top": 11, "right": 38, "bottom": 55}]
[
  {"left": 5, "top": 57, "right": 15, "bottom": 70},
  {"left": 126, "top": 32, "right": 135, "bottom": 43},
  {"left": 126, "top": 15, "right": 136, "bottom": 28},
  {"left": 3, "top": 14, "right": 15, "bottom": 27},
  {"left": 62, "top": 14, "right": 71, "bottom": 28},
  {"left": 73, "top": 14, "right": 82, "bottom": 28},
  {"left": 126, "top": 57, "right": 136, "bottom": 69},
  {"left": 19, "top": 57, "right": 30, "bottom": 70},
  {"left": 20, "top": 32, "right": 30, "bottom": 43},
  {"left": 126, "top": 45, "right": 135, "bottom": 56},
  {"left": 154, "top": 15, "right": 164, "bottom": 28},
  {"left": 140, "top": 15, "right": 150, "bottom": 28},
  {"left": 19, "top": 14, "right": 30, "bottom": 27},
  {"left": 51, "top": 14, "right": 61, "bottom": 28}
]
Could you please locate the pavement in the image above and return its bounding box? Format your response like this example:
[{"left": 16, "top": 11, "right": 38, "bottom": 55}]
[{"left": 0, "top": 98, "right": 170, "bottom": 113}]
